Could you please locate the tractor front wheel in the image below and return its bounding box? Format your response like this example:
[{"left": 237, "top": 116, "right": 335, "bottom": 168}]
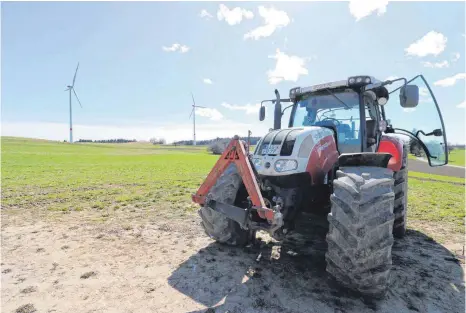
[
  {"left": 199, "top": 164, "right": 251, "bottom": 246},
  {"left": 325, "top": 166, "right": 395, "bottom": 298}
]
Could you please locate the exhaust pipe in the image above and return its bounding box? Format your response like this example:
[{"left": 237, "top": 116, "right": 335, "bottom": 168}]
[{"left": 274, "top": 89, "right": 282, "bottom": 130}]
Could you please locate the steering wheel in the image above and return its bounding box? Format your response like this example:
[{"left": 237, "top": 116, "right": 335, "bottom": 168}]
[{"left": 320, "top": 117, "right": 341, "bottom": 127}]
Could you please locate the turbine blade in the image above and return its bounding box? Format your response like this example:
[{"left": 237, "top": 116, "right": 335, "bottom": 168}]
[
  {"left": 191, "top": 92, "right": 196, "bottom": 106},
  {"left": 73, "top": 88, "right": 83, "bottom": 108},
  {"left": 72, "top": 62, "right": 80, "bottom": 87},
  {"left": 195, "top": 105, "right": 207, "bottom": 109},
  {"left": 189, "top": 107, "right": 194, "bottom": 119}
]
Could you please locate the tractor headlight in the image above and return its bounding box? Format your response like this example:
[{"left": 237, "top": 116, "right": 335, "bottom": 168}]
[
  {"left": 348, "top": 76, "right": 371, "bottom": 86},
  {"left": 253, "top": 158, "right": 262, "bottom": 169},
  {"left": 289, "top": 87, "right": 301, "bottom": 100},
  {"left": 274, "top": 159, "right": 298, "bottom": 172}
]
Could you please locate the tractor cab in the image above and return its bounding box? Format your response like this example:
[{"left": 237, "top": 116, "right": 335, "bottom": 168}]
[{"left": 258, "top": 75, "right": 448, "bottom": 168}]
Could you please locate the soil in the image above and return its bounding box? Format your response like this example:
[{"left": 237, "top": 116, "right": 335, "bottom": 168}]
[{"left": 1, "top": 210, "right": 464, "bottom": 313}]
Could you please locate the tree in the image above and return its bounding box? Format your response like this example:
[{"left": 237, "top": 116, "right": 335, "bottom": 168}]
[
  {"left": 208, "top": 139, "right": 229, "bottom": 155},
  {"left": 447, "top": 142, "right": 455, "bottom": 155},
  {"left": 150, "top": 137, "right": 166, "bottom": 145},
  {"left": 409, "top": 128, "right": 424, "bottom": 157}
]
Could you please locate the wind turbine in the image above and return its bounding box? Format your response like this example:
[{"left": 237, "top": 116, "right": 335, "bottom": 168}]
[
  {"left": 65, "top": 62, "right": 83, "bottom": 143},
  {"left": 189, "top": 92, "right": 206, "bottom": 146}
]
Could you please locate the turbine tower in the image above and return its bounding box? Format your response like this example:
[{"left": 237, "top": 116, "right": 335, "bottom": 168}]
[
  {"left": 189, "top": 92, "right": 206, "bottom": 146},
  {"left": 65, "top": 62, "right": 83, "bottom": 143}
]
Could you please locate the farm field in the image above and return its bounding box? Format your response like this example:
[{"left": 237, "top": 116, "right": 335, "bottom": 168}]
[
  {"left": 449, "top": 149, "right": 466, "bottom": 167},
  {"left": 1, "top": 137, "right": 465, "bottom": 313}
]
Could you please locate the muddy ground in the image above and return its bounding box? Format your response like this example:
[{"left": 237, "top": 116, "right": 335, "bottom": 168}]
[{"left": 1, "top": 210, "right": 465, "bottom": 313}]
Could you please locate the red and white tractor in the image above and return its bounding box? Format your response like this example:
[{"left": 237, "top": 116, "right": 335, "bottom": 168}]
[{"left": 192, "top": 75, "right": 448, "bottom": 297}]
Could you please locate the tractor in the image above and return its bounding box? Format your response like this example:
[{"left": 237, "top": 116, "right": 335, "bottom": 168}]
[{"left": 192, "top": 75, "right": 448, "bottom": 297}]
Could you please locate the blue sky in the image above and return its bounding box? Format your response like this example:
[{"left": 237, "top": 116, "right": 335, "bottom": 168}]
[{"left": 2, "top": 1, "right": 465, "bottom": 143}]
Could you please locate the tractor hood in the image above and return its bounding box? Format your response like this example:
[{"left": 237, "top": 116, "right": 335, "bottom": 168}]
[
  {"left": 254, "top": 127, "right": 334, "bottom": 157},
  {"left": 251, "top": 126, "right": 337, "bottom": 177}
]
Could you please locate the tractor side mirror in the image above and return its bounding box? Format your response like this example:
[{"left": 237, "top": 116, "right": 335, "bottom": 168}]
[
  {"left": 259, "top": 106, "right": 265, "bottom": 121},
  {"left": 430, "top": 128, "right": 443, "bottom": 136},
  {"left": 400, "top": 84, "right": 419, "bottom": 108}
]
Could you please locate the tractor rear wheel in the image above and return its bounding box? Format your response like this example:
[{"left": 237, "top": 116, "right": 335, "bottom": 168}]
[
  {"left": 325, "top": 166, "right": 395, "bottom": 297},
  {"left": 199, "top": 164, "right": 251, "bottom": 246},
  {"left": 393, "top": 144, "right": 409, "bottom": 238}
]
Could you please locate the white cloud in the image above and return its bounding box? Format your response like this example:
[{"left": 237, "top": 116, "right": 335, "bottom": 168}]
[
  {"left": 433, "top": 73, "right": 466, "bottom": 87},
  {"left": 162, "top": 44, "right": 179, "bottom": 52},
  {"left": 452, "top": 52, "right": 460, "bottom": 62},
  {"left": 217, "top": 4, "right": 253, "bottom": 26},
  {"left": 203, "top": 78, "right": 213, "bottom": 85},
  {"left": 179, "top": 46, "right": 190, "bottom": 53},
  {"left": 199, "top": 9, "right": 213, "bottom": 19},
  {"left": 221, "top": 103, "right": 261, "bottom": 115},
  {"left": 421, "top": 60, "right": 449, "bottom": 68},
  {"left": 162, "top": 43, "right": 190, "bottom": 53},
  {"left": 244, "top": 6, "right": 290, "bottom": 40},
  {"left": 349, "top": 0, "right": 388, "bottom": 21},
  {"left": 405, "top": 31, "right": 447, "bottom": 57},
  {"left": 195, "top": 108, "right": 223, "bottom": 121},
  {"left": 267, "top": 49, "right": 309, "bottom": 85},
  {"left": 456, "top": 100, "right": 466, "bottom": 108},
  {"left": 419, "top": 87, "right": 429, "bottom": 97}
]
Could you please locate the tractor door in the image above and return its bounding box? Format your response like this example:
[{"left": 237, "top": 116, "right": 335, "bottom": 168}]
[{"left": 383, "top": 75, "right": 448, "bottom": 166}]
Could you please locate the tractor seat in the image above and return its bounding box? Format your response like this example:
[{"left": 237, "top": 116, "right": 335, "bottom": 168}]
[{"left": 336, "top": 124, "right": 352, "bottom": 138}]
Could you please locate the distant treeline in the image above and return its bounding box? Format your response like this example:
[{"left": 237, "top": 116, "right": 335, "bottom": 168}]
[
  {"left": 173, "top": 137, "right": 262, "bottom": 146},
  {"left": 77, "top": 139, "right": 137, "bottom": 143}
]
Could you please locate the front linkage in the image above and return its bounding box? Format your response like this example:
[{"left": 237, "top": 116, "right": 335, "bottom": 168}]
[{"left": 192, "top": 135, "right": 284, "bottom": 236}]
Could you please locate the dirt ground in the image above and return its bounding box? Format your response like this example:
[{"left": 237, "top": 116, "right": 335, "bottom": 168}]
[{"left": 1, "top": 210, "right": 465, "bottom": 313}]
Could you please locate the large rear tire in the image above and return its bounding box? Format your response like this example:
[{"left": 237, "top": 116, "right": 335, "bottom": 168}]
[
  {"left": 325, "top": 166, "right": 395, "bottom": 297},
  {"left": 198, "top": 164, "right": 251, "bottom": 246},
  {"left": 393, "top": 143, "right": 408, "bottom": 238}
]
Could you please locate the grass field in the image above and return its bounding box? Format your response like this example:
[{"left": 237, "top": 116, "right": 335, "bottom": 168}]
[
  {"left": 1, "top": 136, "right": 464, "bottom": 242},
  {"left": 448, "top": 149, "right": 465, "bottom": 166},
  {"left": 1, "top": 137, "right": 215, "bottom": 219}
]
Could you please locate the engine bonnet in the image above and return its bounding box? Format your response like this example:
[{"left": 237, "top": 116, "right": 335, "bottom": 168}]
[{"left": 254, "top": 126, "right": 334, "bottom": 158}]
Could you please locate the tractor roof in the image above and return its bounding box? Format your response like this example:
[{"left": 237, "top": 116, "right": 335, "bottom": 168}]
[{"left": 289, "top": 75, "right": 383, "bottom": 100}]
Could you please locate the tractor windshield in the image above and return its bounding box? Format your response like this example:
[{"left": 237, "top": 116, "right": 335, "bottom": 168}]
[{"left": 291, "top": 90, "right": 363, "bottom": 152}]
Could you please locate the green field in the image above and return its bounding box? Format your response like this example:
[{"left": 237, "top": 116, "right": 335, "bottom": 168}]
[
  {"left": 1, "top": 137, "right": 216, "bottom": 218},
  {"left": 448, "top": 149, "right": 465, "bottom": 167},
  {"left": 1, "top": 137, "right": 464, "bottom": 241}
]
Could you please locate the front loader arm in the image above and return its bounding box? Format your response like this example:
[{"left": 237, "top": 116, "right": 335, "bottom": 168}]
[{"left": 192, "top": 136, "right": 275, "bottom": 222}]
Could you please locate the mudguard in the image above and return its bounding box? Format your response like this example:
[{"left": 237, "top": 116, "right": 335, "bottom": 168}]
[
  {"left": 338, "top": 153, "right": 392, "bottom": 168},
  {"left": 377, "top": 135, "right": 404, "bottom": 172}
]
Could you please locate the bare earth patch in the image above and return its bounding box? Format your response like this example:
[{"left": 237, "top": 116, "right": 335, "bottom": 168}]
[{"left": 1, "top": 209, "right": 464, "bottom": 313}]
